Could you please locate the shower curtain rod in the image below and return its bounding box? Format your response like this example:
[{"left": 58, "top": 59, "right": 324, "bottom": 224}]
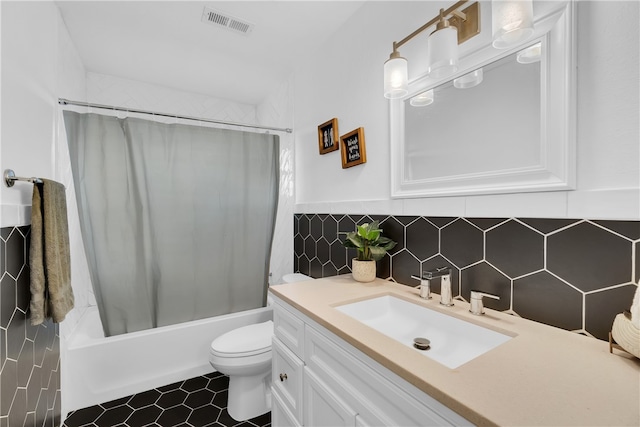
[{"left": 58, "top": 98, "right": 293, "bottom": 134}]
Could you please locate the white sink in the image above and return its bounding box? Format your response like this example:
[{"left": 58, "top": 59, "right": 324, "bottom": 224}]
[{"left": 335, "top": 295, "right": 512, "bottom": 369}]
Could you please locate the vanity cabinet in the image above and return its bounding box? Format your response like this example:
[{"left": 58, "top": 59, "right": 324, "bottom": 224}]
[{"left": 271, "top": 295, "right": 472, "bottom": 427}]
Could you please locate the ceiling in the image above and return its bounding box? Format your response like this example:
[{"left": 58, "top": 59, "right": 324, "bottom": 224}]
[{"left": 56, "top": 1, "right": 366, "bottom": 105}]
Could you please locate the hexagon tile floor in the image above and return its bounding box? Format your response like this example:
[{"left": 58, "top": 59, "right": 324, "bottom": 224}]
[{"left": 62, "top": 372, "right": 270, "bottom": 427}]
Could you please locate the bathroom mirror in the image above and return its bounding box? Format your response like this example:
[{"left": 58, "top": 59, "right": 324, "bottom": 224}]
[{"left": 390, "top": 3, "right": 575, "bottom": 198}]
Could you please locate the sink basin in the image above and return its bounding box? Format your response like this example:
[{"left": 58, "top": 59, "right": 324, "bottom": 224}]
[{"left": 335, "top": 295, "right": 512, "bottom": 369}]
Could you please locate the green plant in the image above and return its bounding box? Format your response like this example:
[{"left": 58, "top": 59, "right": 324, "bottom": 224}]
[{"left": 343, "top": 221, "right": 396, "bottom": 261}]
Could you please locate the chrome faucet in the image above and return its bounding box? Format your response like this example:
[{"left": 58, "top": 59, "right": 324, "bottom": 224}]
[
  {"left": 423, "top": 267, "right": 453, "bottom": 306},
  {"left": 410, "top": 274, "right": 432, "bottom": 299},
  {"left": 469, "top": 290, "right": 500, "bottom": 315}
]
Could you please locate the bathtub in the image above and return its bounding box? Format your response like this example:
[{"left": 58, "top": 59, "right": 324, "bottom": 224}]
[{"left": 62, "top": 305, "right": 273, "bottom": 413}]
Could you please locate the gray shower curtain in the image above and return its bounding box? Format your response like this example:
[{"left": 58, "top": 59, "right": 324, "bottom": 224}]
[{"left": 63, "top": 111, "right": 279, "bottom": 337}]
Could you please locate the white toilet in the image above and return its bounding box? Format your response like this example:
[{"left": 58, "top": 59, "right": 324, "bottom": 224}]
[{"left": 209, "top": 273, "right": 313, "bottom": 421}]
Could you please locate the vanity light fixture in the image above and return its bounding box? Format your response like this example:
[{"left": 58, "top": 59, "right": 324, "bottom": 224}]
[
  {"left": 492, "top": 0, "right": 534, "bottom": 49},
  {"left": 517, "top": 42, "right": 542, "bottom": 64},
  {"left": 383, "top": 0, "right": 480, "bottom": 99},
  {"left": 453, "top": 68, "right": 483, "bottom": 88},
  {"left": 410, "top": 89, "right": 435, "bottom": 107}
]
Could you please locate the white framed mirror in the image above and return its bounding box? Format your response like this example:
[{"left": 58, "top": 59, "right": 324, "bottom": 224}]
[{"left": 390, "top": 2, "right": 575, "bottom": 198}]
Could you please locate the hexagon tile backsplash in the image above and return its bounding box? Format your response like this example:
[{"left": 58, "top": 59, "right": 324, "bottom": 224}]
[
  {"left": 1, "top": 226, "right": 61, "bottom": 427},
  {"left": 294, "top": 214, "right": 640, "bottom": 341}
]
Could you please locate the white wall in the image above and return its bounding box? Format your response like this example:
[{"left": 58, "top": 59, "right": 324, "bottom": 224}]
[
  {"left": 293, "top": 0, "right": 640, "bottom": 220},
  {"left": 0, "top": 1, "right": 86, "bottom": 227}
]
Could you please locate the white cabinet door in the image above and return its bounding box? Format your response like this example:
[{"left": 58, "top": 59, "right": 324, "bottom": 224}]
[
  {"left": 272, "top": 337, "right": 304, "bottom": 423},
  {"left": 304, "top": 368, "right": 357, "bottom": 427},
  {"left": 272, "top": 388, "right": 302, "bottom": 427}
]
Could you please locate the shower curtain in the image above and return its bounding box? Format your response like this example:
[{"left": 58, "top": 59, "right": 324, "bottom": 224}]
[{"left": 63, "top": 111, "right": 279, "bottom": 337}]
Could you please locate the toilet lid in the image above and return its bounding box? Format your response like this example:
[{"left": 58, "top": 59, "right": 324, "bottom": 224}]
[{"left": 210, "top": 320, "right": 273, "bottom": 357}]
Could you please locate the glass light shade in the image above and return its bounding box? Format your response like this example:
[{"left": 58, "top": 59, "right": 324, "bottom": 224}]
[
  {"left": 453, "top": 68, "right": 484, "bottom": 89},
  {"left": 427, "top": 26, "right": 459, "bottom": 79},
  {"left": 517, "top": 42, "right": 542, "bottom": 64},
  {"left": 384, "top": 56, "right": 408, "bottom": 99},
  {"left": 492, "top": 0, "right": 534, "bottom": 49},
  {"left": 410, "top": 90, "right": 435, "bottom": 107}
]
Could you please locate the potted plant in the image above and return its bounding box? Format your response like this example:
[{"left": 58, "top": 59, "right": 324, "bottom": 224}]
[{"left": 343, "top": 221, "right": 396, "bottom": 282}]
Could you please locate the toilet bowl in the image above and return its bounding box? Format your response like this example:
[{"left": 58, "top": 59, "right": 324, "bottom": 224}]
[
  {"left": 209, "top": 320, "right": 274, "bottom": 421},
  {"left": 209, "top": 273, "right": 312, "bottom": 421}
]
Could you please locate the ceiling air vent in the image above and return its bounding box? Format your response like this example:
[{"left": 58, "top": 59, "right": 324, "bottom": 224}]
[{"left": 201, "top": 7, "right": 254, "bottom": 36}]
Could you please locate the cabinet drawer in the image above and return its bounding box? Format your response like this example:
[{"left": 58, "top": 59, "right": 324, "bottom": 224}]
[
  {"left": 272, "top": 337, "right": 304, "bottom": 423},
  {"left": 274, "top": 302, "right": 305, "bottom": 359},
  {"left": 305, "top": 326, "right": 465, "bottom": 427},
  {"left": 304, "top": 367, "right": 357, "bottom": 427}
]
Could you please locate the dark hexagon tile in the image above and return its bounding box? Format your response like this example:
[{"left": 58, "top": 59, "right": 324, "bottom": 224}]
[
  {"left": 316, "top": 238, "right": 330, "bottom": 264},
  {"left": 337, "top": 216, "right": 356, "bottom": 234},
  {"left": 249, "top": 411, "right": 271, "bottom": 427},
  {"left": 513, "top": 272, "right": 582, "bottom": 331},
  {"left": 0, "top": 328, "right": 6, "bottom": 370},
  {"left": 216, "top": 408, "right": 238, "bottom": 426},
  {"left": 8, "top": 388, "right": 27, "bottom": 427},
  {"left": 1, "top": 359, "right": 17, "bottom": 417},
  {"left": 0, "top": 227, "right": 11, "bottom": 240},
  {"left": 128, "top": 389, "right": 161, "bottom": 408},
  {"left": 309, "top": 258, "right": 323, "bottom": 278},
  {"left": 297, "top": 257, "right": 310, "bottom": 277},
  {"left": 211, "top": 390, "right": 228, "bottom": 409},
  {"left": 322, "top": 262, "right": 338, "bottom": 278},
  {"left": 157, "top": 389, "right": 188, "bottom": 409},
  {"left": 182, "top": 376, "right": 209, "bottom": 393},
  {"left": 5, "top": 229, "right": 25, "bottom": 279},
  {"left": 460, "top": 263, "right": 511, "bottom": 311},
  {"left": 388, "top": 215, "right": 418, "bottom": 226},
  {"left": 592, "top": 220, "right": 640, "bottom": 240},
  {"left": 310, "top": 215, "right": 323, "bottom": 241},
  {"left": 157, "top": 381, "right": 182, "bottom": 393},
  {"left": 6, "top": 310, "right": 25, "bottom": 360},
  {"left": 425, "top": 217, "right": 457, "bottom": 228},
  {"left": 329, "top": 241, "right": 348, "bottom": 271},
  {"left": 293, "top": 234, "right": 304, "bottom": 258},
  {"left": 376, "top": 254, "right": 391, "bottom": 280},
  {"left": 441, "top": 219, "right": 484, "bottom": 269},
  {"left": 547, "top": 222, "right": 632, "bottom": 292},
  {"left": 188, "top": 404, "right": 221, "bottom": 427},
  {"left": 379, "top": 217, "right": 405, "bottom": 255},
  {"left": 466, "top": 218, "right": 509, "bottom": 231},
  {"left": 406, "top": 218, "right": 439, "bottom": 261},
  {"left": 0, "top": 239, "right": 5, "bottom": 276},
  {"left": 323, "top": 216, "right": 339, "bottom": 244},
  {"left": 389, "top": 250, "right": 420, "bottom": 286},
  {"left": 585, "top": 285, "right": 638, "bottom": 341},
  {"left": 486, "top": 220, "right": 544, "bottom": 279},
  {"left": 184, "top": 389, "right": 214, "bottom": 409},
  {"left": 156, "top": 404, "right": 192, "bottom": 427},
  {"left": 297, "top": 215, "right": 310, "bottom": 238},
  {"left": 17, "top": 340, "right": 35, "bottom": 387},
  {"left": 1, "top": 275, "right": 17, "bottom": 328},
  {"left": 126, "top": 404, "right": 162, "bottom": 426},
  {"left": 519, "top": 218, "right": 581, "bottom": 234},
  {"left": 303, "top": 236, "right": 315, "bottom": 260}
]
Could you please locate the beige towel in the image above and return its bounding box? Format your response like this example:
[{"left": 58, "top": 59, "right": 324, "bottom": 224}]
[{"left": 30, "top": 179, "right": 74, "bottom": 325}]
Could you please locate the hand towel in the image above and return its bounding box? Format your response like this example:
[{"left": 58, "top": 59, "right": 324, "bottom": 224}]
[{"left": 30, "top": 179, "right": 74, "bottom": 325}]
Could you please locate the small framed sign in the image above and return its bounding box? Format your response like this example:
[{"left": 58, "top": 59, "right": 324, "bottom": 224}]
[
  {"left": 318, "top": 118, "right": 339, "bottom": 154},
  {"left": 340, "top": 127, "right": 366, "bottom": 168}
]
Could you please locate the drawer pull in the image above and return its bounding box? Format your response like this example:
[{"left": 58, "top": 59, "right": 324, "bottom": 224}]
[{"left": 279, "top": 373, "right": 288, "bottom": 382}]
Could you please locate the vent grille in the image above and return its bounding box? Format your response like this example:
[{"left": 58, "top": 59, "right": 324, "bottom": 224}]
[{"left": 201, "top": 7, "right": 254, "bottom": 35}]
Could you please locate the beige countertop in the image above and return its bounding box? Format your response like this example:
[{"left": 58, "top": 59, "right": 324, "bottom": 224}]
[{"left": 269, "top": 275, "right": 640, "bottom": 427}]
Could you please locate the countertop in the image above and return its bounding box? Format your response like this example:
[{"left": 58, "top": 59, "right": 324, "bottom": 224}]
[{"left": 269, "top": 275, "right": 640, "bottom": 427}]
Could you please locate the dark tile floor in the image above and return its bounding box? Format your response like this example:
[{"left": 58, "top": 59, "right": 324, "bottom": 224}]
[{"left": 63, "top": 372, "right": 271, "bottom": 427}]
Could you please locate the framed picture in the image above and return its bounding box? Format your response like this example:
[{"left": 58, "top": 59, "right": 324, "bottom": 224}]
[
  {"left": 318, "top": 118, "right": 339, "bottom": 154},
  {"left": 340, "top": 127, "right": 366, "bottom": 168}
]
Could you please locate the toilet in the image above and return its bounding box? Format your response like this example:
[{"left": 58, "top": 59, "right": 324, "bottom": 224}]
[{"left": 209, "top": 273, "right": 313, "bottom": 421}]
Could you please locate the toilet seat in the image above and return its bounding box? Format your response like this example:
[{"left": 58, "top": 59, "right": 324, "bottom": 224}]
[{"left": 210, "top": 320, "right": 273, "bottom": 358}]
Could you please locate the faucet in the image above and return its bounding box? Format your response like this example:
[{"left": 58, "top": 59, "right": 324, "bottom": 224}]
[
  {"left": 410, "top": 274, "right": 432, "bottom": 299},
  {"left": 469, "top": 290, "right": 500, "bottom": 315},
  {"left": 420, "top": 267, "right": 453, "bottom": 306}
]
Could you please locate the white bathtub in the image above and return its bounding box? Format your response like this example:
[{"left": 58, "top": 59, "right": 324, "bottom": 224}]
[{"left": 62, "top": 305, "right": 273, "bottom": 414}]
